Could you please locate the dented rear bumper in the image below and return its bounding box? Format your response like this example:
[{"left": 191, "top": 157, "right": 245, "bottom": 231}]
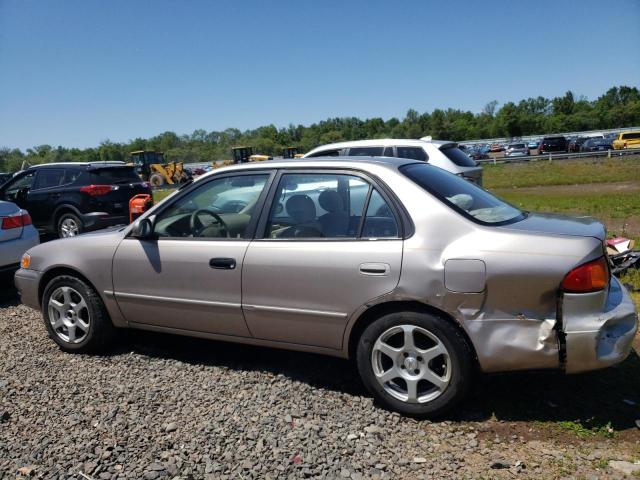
[{"left": 562, "top": 276, "right": 638, "bottom": 373}]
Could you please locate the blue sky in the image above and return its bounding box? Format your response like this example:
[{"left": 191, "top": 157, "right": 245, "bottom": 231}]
[{"left": 1, "top": 0, "right": 639, "bottom": 150}]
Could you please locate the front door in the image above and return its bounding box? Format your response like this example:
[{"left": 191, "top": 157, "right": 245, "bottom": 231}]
[
  {"left": 0, "top": 171, "right": 36, "bottom": 211},
  {"left": 25, "top": 168, "right": 66, "bottom": 226},
  {"left": 242, "top": 171, "right": 403, "bottom": 349},
  {"left": 112, "top": 172, "right": 272, "bottom": 336}
]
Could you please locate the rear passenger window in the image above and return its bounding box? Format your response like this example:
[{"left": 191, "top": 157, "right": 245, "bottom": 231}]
[
  {"left": 267, "top": 174, "right": 368, "bottom": 239},
  {"left": 62, "top": 169, "right": 81, "bottom": 185},
  {"left": 348, "top": 147, "right": 384, "bottom": 156},
  {"left": 90, "top": 167, "right": 141, "bottom": 184},
  {"left": 396, "top": 146, "right": 428, "bottom": 161},
  {"left": 362, "top": 190, "right": 399, "bottom": 238},
  {"left": 383, "top": 146, "right": 394, "bottom": 156},
  {"left": 33, "top": 169, "right": 65, "bottom": 189}
]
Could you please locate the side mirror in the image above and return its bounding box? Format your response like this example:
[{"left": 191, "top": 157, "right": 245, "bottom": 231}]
[{"left": 131, "top": 217, "right": 155, "bottom": 239}]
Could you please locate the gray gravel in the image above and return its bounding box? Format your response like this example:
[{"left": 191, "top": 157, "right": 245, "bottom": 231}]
[{"left": 1, "top": 296, "right": 637, "bottom": 479}]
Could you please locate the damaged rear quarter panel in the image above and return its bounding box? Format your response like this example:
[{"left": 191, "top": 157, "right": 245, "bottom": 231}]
[{"left": 383, "top": 182, "right": 607, "bottom": 372}]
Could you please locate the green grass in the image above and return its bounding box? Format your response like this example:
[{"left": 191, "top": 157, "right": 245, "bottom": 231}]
[
  {"left": 496, "top": 189, "right": 640, "bottom": 220},
  {"left": 483, "top": 156, "right": 640, "bottom": 189},
  {"left": 153, "top": 189, "right": 176, "bottom": 203},
  {"left": 556, "top": 419, "right": 615, "bottom": 439}
]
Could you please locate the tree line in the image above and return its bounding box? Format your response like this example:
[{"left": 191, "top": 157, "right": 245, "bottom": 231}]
[{"left": 2, "top": 85, "right": 639, "bottom": 172}]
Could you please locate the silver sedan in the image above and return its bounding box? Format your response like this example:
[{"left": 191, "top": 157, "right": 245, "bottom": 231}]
[
  {"left": 0, "top": 201, "right": 39, "bottom": 274},
  {"left": 15, "top": 157, "right": 638, "bottom": 417}
]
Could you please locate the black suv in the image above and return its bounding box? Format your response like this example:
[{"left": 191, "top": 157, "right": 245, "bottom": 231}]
[
  {"left": 538, "top": 136, "right": 568, "bottom": 154},
  {"left": 0, "top": 162, "right": 151, "bottom": 238}
]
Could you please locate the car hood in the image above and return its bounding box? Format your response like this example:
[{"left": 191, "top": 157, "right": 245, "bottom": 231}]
[
  {"left": 26, "top": 227, "right": 126, "bottom": 272},
  {"left": 498, "top": 212, "right": 605, "bottom": 241}
]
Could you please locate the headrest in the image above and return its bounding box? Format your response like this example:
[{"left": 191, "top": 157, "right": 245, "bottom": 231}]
[
  {"left": 318, "top": 190, "right": 344, "bottom": 213},
  {"left": 286, "top": 195, "right": 316, "bottom": 223}
]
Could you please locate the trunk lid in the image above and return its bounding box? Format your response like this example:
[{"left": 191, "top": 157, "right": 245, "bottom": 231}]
[{"left": 498, "top": 212, "right": 605, "bottom": 241}]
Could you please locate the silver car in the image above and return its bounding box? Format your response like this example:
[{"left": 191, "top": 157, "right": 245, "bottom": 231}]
[
  {"left": 303, "top": 138, "right": 484, "bottom": 185},
  {"left": 14, "top": 157, "right": 637, "bottom": 417},
  {"left": 0, "top": 201, "right": 39, "bottom": 274},
  {"left": 505, "top": 143, "right": 530, "bottom": 157}
]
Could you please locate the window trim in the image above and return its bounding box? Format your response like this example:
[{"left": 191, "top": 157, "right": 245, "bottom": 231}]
[
  {"left": 253, "top": 168, "right": 408, "bottom": 242},
  {"left": 129, "top": 170, "right": 276, "bottom": 242}
]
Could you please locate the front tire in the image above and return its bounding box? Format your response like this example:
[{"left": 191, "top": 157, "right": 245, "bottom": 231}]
[
  {"left": 57, "top": 212, "right": 84, "bottom": 238},
  {"left": 42, "top": 275, "right": 115, "bottom": 353},
  {"left": 356, "top": 311, "right": 473, "bottom": 418},
  {"left": 149, "top": 172, "right": 165, "bottom": 187}
]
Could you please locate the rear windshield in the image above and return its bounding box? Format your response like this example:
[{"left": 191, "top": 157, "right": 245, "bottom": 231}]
[
  {"left": 90, "top": 167, "right": 141, "bottom": 184},
  {"left": 509, "top": 144, "right": 525, "bottom": 149},
  {"left": 543, "top": 137, "right": 566, "bottom": 145},
  {"left": 440, "top": 146, "right": 477, "bottom": 167},
  {"left": 622, "top": 132, "right": 640, "bottom": 140},
  {"left": 400, "top": 163, "right": 525, "bottom": 225}
]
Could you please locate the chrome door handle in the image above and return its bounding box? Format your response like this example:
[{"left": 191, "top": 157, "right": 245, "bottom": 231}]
[{"left": 359, "top": 263, "right": 390, "bottom": 276}]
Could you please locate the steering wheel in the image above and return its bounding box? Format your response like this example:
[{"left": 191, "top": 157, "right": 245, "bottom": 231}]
[{"left": 189, "top": 209, "right": 230, "bottom": 237}]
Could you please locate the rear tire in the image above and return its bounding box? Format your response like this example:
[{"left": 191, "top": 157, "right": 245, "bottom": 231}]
[
  {"left": 149, "top": 172, "right": 165, "bottom": 187},
  {"left": 356, "top": 310, "right": 473, "bottom": 418},
  {"left": 57, "top": 212, "right": 84, "bottom": 238},
  {"left": 42, "top": 275, "right": 115, "bottom": 353}
]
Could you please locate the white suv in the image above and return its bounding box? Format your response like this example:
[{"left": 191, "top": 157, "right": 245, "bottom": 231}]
[{"left": 303, "top": 138, "right": 483, "bottom": 185}]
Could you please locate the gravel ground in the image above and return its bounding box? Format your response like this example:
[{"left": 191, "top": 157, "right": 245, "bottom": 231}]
[{"left": 1, "top": 287, "right": 639, "bottom": 479}]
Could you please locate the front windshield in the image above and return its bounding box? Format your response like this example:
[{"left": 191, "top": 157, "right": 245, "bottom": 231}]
[{"left": 400, "top": 163, "right": 525, "bottom": 225}]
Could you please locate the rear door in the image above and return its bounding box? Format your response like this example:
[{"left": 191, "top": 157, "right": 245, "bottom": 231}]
[{"left": 242, "top": 170, "right": 403, "bottom": 349}]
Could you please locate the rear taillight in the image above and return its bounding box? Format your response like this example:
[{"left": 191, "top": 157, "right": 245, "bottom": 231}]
[
  {"left": 80, "top": 184, "right": 115, "bottom": 196},
  {"left": 1, "top": 212, "right": 31, "bottom": 230},
  {"left": 561, "top": 256, "right": 609, "bottom": 293}
]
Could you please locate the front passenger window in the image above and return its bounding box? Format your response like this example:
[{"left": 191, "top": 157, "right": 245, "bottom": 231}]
[
  {"left": 2, "top": 172, "right": 35, "bottom": 200},
  {"left": 153, "top": 174, "right": 269, "bottom": 239}
]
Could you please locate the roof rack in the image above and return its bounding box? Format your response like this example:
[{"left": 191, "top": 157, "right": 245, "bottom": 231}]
[{"left": 30, "top": 161, "right": 127, "bottom": 168}]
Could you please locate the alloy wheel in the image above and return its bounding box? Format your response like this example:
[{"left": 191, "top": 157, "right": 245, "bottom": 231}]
[
  {"left": 60, "top": 218, "right": 79, "bottom": 237},
  {"left": 371, "top": 324, "right": 451, "bottom": 404},
  {"left": 47, "top": 286, "right": 90, "bottom": 344}
]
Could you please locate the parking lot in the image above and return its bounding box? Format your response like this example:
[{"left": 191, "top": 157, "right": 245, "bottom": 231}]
[{"left": 0, "top": 272, "right": 639, "bottom": 479}]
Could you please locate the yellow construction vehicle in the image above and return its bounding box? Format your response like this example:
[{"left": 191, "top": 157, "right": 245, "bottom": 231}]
[
  {"left": 210, "top": 147, "right": 273, "bottom": 170},
  {"left": 129, "top": 150, "right": 191, "bottom": 187},
  {"left": 282, "top": 146, "right": 304, "bottom": 158}
]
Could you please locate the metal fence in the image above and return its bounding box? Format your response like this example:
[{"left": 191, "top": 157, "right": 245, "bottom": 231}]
[
  {"left": 478, "top": 148, "right": 640, "bottom": 164},
  {"left": 457, "top": 126, "right": 640, "bottom": 147}
]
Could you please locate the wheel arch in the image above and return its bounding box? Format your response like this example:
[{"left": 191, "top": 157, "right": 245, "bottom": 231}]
[
  {"left": 38, "top": 266, "right": 101, "bottom": 309},
  {"left": 53, "top": 204, "right": 83, "bottom": 227},
  {"left": 346, "top": 300, "right": 479, "bottom": 364}
]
